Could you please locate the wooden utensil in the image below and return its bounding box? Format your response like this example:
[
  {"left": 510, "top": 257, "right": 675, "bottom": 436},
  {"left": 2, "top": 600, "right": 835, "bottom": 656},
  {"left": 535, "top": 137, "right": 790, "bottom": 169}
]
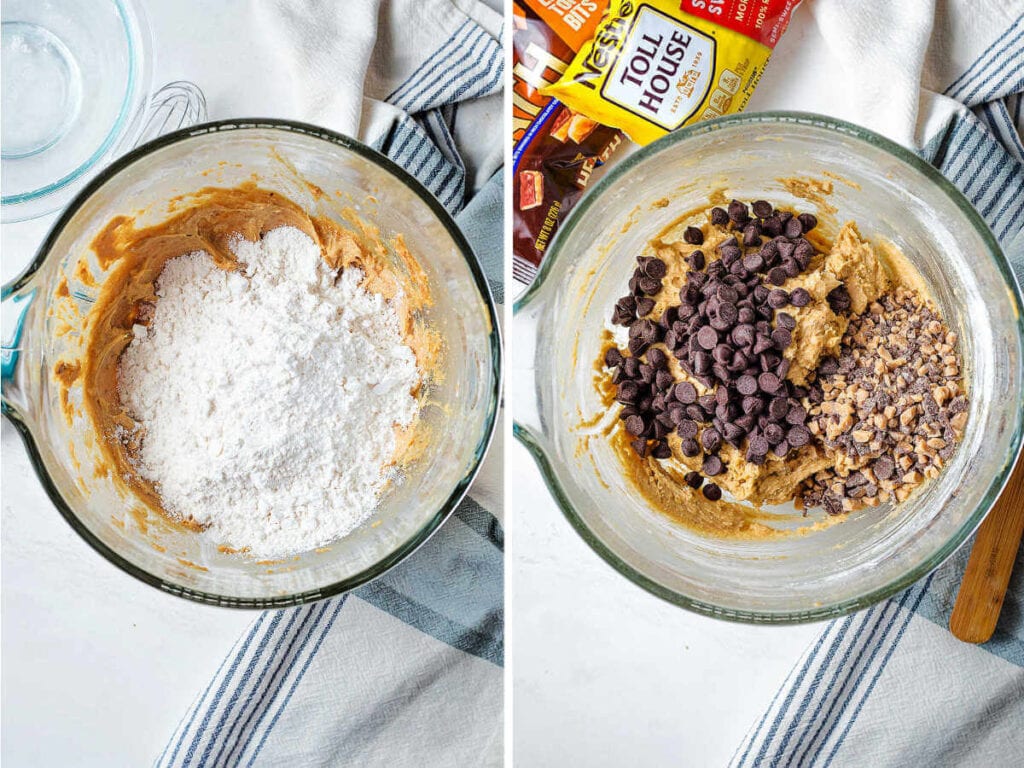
[{"left": 950, "top": 451, "right": 1024, "bottom": 643}]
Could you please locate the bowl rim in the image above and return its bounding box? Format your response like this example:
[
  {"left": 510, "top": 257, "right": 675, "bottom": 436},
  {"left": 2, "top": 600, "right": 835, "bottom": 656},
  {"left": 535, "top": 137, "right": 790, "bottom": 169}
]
[
  {"left": 513, "top": 110, "right": 1024, "bottom": 624},
  {"left": 1, "top": 0, "right": 155, "bottom": 217},
  {"left": 2, "top": 117, "right": 503, "bottom": 609}
]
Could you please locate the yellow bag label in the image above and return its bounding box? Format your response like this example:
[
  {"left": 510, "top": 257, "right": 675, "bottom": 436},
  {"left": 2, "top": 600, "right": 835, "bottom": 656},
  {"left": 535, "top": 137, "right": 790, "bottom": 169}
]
[{"left": 541, "top": 0, "right": 799, "bottom": 144}]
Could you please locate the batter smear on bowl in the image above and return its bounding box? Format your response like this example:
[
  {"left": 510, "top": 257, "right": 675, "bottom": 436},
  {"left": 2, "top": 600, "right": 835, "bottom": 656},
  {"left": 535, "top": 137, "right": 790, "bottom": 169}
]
[
  {"left": 599, "top": 199, "right": 968, "bottom": 536},
  {"left": 82, "top": 185, "right": 437, "bottom": 558}
]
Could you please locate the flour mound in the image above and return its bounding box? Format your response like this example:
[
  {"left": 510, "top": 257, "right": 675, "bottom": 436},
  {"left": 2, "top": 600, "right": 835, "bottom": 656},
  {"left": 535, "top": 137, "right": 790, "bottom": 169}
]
[{"left": 118, "top": 226, "right": 420, "bottom": 557}]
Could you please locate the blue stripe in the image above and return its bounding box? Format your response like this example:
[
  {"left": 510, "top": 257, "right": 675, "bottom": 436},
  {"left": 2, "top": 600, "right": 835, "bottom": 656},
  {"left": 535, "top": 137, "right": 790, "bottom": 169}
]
[
  {"left": 441, "top": 42, "right": 503, "bottom": 106},
  {"left": 217, "top": 606, "right": 321, "bottom": 767},
  {"left": 394, "top": 26, "right": 487, "bottom": 111},
  {"left": 228, "top": 603, "right": 330, "bottom": 765},
  {"left": 390, "top": 123, "right": 429, "bottom": 165},
  {"left": 180, "top": 614, "right": 268, "bottom": 768},
  {"left": 962, "top": 54, "right": 1024, "bottom": 106},
  {"left": 791, "top": 598, "right": 905, "bottom": 768},
  {"left": 993, "top": 192, "right": 1024, "bottom": 238},
  {"left": 945, "top": 13, "right": 1024, "bottom": 95},
  {"left": 799, "top": 585, "right": 919, "bottom": 767},
  {"left": 948, "top": 14, "right": 1024, "bottom": 98},
  {"left": 736, "top": 627, "right": 832, "bottom": 766},
  {"left": 773, "top": 614, "right": 857, "bottom": 763},
  {"left": 205, "top": 612, "right": 287, "bottom": 768},
  {"left": 245, "top": 598, "right": 347, "bottom": 766},
  {"left": 980, "top": 164, "right": 1020, "bottom": 220},
  {"left": 822, "top": 579, "right": 933, "bottom": 768},
  {"left": 386, "top": 19, "right": 472, "bottom": 103},
  {"left": 753, "top": 618, "right": 864, "bottom": 765},
  {"left": 159, "top": 647, "right": 230, "bottom": 768},
  {"left": 950, "top": 133, "right": 986, "bottom": 187},
  {"left": 400, "top": 28, "right": 492, "bottom": 112}
]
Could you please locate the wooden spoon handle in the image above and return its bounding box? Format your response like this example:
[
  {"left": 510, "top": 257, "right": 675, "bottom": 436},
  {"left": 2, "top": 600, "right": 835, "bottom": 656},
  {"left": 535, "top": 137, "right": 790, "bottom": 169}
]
[{"left": 949, "top": 452, "right": 1024, "bottom": 643}]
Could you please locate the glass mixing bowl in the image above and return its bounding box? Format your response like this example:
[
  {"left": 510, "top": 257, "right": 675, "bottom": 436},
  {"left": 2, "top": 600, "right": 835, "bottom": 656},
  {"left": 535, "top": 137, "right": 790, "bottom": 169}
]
[
  {"left": 513, "top": 112, "right": 1024, "bottom": 624},
  {"left": 1, "top": 0, "right": 206, "bottom": 222},
  {"left": 2, "top": 119, "right": 501, "bottom": 607}
]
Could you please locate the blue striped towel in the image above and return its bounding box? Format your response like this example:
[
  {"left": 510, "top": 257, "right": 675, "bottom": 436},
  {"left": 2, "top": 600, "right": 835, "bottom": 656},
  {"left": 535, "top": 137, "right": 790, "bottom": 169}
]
[
  {"left": 157, "top": 2, "right": 504, "bottom": 766},
  {"left": 733, "top": 4, "right": 1024, "bottom": 767}
]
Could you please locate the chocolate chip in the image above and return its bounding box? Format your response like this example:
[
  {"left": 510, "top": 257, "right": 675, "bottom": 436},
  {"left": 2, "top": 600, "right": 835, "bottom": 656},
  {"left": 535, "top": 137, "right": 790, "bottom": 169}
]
[
  {"left": 764, "top": 423, "right": 785, "bottom": 444},
  {"left": 752, "top": 200, "right": 773, "bottom": 218},
  {"left": 604, "top": 347, "right": 624, "bottom": 368},
  {"left": 767, "top": 267, "right": 788, "bottom": 286},
  {"left": 776, "top": 312, "right": 796, "bottom": 330},
  {"left": 787, "top": 425, "right": 811, "bottom": 447},
  {"left": 776, "top": 358, "right": 791, "bottom": 380},
  {"left": 647, "top": 348, "right": 668, "bottom": 368},
  {"left": 743, "top": 253, "right": 765, "bottom": 273},
  {"left": 702, "top": 455, "right": 724, "bottom": 476},
  {"left": 697, "top": 326, "right": 719, "bottom": 350},
  {"left": 701, "top": 428, "right": 722, "bottom": 452},
  {"left": 746, "top": 434, "right": 770, "bottom": 460},
  {"left": 675, "top": 381, "right": 698, "bottom": 403},
  {"left": 627, "top": 337, "right": 647, "bottom": 356},
  {"left": 784, "top": 217, "right": 804, "bottom": 238},
  {"left": 767, "top": 288, "right": 790, "bottom": 308},
  {"left": 702, "top": 483, "right": 723, "bottom": 501},
  {"left": 644, "top": 258, "right": 667, "bottom": 279},
  {"left": 758, "top": 372, "right": 781, "bottom": 393},
  {"left": 772, "top": 327, "right": 793, "bottom": 349},
  {"left": 786, "top": 404, "right": 807, "bottom": 425},
  {"left": 798, "top": 213, "right": 817, "bottom": 232},
  {"left": 723, "top": 423, "right": 745, "bottom": 446},
  {"left": 616, "top": 381, "right": 640, "bottom": 403},
  {"left": 684, "top": 471, "right": 703, "bottom": 489},
  {"left": 768, "top": 396, "right": 790, "bottom": 420},
  {"left": 743, "top": 224, "right": 762, "bottom": 247},
  {"left": 655, "top": 370, "right": 674, "bottom": 391},
  {"left": 639, "top": 275, "right": 663, "bottom": 294},
  {"left": 624, "top": 414, "right": 647, "bottom": 435},
  {"left": 688, "top": 250, "right": 706, "bottom": 270},
  {"left": 680, "top": 438, "right": 700, "bottom": 457},
  {"left": 623, "top": 357, "right": 640, "bottom": 378},
  {"left": 676, "top": 419, "right": 698, "bottom": 439},
  {"left": 710, "top": 207, "right": 729, "bottom": 226},
  {"left": 652, "top": 442, "right": 673, "bottom": 459},
  {"left": 782, "top": 259, "right": 802, "bottom": 278},
  {"left": 827, "top": 285, "right": 851, "bottom": 312},
  {"left": 772, "top": 439, "right": 790, "bottom": 457},
  {"left": 684, "top": 226, "right": 704, "bottom": 245},
  {"left": 631, "top": 438, "right": 650, "bottom": 457},
  {"left": 728, "top": 199, "right": 749, "bottom": 223},
  {"left": 742, "top": 395, "right": 762, "bottom": 415},
  {"left": 736, "top": 375, "right": 758, "bottom": 396}
]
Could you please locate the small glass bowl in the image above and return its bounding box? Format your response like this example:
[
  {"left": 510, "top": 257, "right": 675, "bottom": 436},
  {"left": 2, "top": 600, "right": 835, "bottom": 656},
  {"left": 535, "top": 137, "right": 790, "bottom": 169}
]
[
  {"left": 513, "top": 112, "right": 1024, "bottom": 624},
  {"left": 2, "top": 0, "right": 152, "bottom": 222},
  {"left": 2, "top": 120, "right": 501, "bottom": 608}
]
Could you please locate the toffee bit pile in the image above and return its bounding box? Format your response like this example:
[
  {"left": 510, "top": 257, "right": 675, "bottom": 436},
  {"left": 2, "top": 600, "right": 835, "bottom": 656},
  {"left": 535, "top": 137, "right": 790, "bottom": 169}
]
[
  {"left": 799, "top": 287, "right": 968, "bottom": 513},
  {"left": 605, "top": 199, "right": 823, "bottom": 501}
]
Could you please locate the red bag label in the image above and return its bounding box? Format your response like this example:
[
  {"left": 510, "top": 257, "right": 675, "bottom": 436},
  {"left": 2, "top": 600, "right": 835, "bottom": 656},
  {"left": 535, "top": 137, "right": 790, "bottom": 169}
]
[{"left": 679, "top": 0, "right": 800, "bottom": 48}]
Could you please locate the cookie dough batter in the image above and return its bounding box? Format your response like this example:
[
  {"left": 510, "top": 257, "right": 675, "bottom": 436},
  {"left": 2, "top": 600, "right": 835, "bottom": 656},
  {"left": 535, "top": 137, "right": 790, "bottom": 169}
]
[{"left": 81, "top": 183, "right": 439, "bottom": 528}]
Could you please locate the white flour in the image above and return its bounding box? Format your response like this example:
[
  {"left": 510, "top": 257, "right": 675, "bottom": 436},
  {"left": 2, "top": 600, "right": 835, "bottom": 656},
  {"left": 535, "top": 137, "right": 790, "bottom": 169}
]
[{"left": 118, "top": 226, "right": 420, "bottom": 557}]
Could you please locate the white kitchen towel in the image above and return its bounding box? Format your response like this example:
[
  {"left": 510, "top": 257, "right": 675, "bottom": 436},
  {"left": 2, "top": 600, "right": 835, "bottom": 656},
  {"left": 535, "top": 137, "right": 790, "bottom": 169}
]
[
  {"left": 733, "top": 3, "right": 1024, "bottom": 767},
  {"left": 156, "top": 1, "right": 504, "bottom": 766}
]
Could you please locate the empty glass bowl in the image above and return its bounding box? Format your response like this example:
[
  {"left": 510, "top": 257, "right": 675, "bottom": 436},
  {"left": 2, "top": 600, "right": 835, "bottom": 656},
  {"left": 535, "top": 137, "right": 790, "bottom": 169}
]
[
  {"left": 513, "top": 112, "right": 1024, "bottom": 623},
  {"left": 2, "top": 120, "right": 501, "bottom": 607},
  {"left": 1, "top": 0, "right": 206, "bottom": 222}
]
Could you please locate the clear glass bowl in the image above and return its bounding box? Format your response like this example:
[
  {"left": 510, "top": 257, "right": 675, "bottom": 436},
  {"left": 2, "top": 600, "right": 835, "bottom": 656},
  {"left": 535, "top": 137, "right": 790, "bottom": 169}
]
[
  {"left": 2, "top": 120, "right": 501, "bottom": 608},
  {"left": 0, "top": 0, "right": 206, "bottom": 222},
  {"left": 513, "top": 112, "right": 1024, "bottom": 624}
]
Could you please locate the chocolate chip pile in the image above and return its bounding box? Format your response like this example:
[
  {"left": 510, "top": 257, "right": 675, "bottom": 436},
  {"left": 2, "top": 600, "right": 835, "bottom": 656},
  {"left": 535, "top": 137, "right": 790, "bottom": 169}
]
[
  {"left": 799, "top": 286, "right": 968, "bottom": 513},
  {"left": 605, "top": 199, "right": 827, "bottom": 501}
]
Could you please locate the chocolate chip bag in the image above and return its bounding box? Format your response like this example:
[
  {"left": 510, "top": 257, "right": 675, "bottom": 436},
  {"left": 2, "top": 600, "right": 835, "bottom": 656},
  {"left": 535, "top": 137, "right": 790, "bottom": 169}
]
[
  {"left": 513, "top": 0, "right": 624, "bottom": 283},
  {"left": 541, "top": 0, "right": 801, "bottom": 145}
]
